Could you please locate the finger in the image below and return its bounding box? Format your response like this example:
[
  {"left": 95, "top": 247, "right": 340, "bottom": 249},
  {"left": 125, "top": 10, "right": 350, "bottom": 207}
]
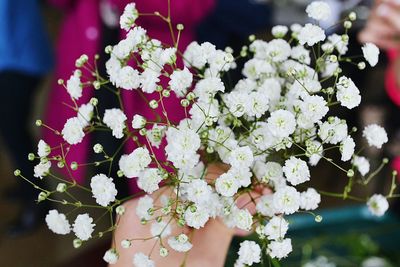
[{"left": 376, "top": 3, "right": 400, "bottom": 33}]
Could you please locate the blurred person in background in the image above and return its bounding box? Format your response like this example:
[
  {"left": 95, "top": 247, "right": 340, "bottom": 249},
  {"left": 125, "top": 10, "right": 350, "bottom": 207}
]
[
  {"left": 359, "top": 0, "right": 400, "bottom": 176},
  {"left": 0, "top": 0, "right": 53, "bottom": 236},
  {"left": 44, "top": 0, "right": 215, "bottom": 197}
]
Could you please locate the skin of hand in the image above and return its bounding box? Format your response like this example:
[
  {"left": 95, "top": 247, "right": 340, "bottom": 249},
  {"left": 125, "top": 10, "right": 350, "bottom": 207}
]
[
  {"left": 111, "top": 163, "right": 270, "bottom": 267},
  {"left": 359, "top": 0, "right": 400, "bottom": 86},
  {"left": 359, "top": 0, "right": 400, "bottom": 50}
]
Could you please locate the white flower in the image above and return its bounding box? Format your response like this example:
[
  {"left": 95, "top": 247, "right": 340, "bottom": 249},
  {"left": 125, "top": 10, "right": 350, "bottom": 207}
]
[
  {"left": 62, "top": 117, "right": 85, "bottom": 145},
  {"left": 271, "top": 25, "right": 288, "bottom": 38},
  {"left": 352, "top": 156, "right": 370, "bottom": 176},
  {"left": 165, "top": 128, "right": 201, "bottom": 170},
  {"left": 363, "top": 124, "right": 388, "bottom": 149},
  {"left": 340, "top": 136, "right": 355, "bottom": 161},
  {"left": 267, "top": 238, "right": 293, "bottom": 259},
  {"left": 103, "top": 108, "right": 127, "bottom": 139},
  {"left": 140, "top": 68, "right": 160, "bottom": 94},
  {"left": 193, "top": 77, "right": 225, "bottom": 102},
  {"left": 132, "top": 114, "right": 146, "bottom": 129},
  {"left": 362, "top": 257, "right": 390, "bottom": 267},
  {"left": 253, "top": 161, "right": 283, "bottom": 185},
  {"left": 237, "top": 241, "right": 261, "bottom": 265},
  {"left": 273, "top": 186, "right": 300, "bottom": 214},
  {"left": 103, "top": 249, "right": 119, "bottom": 265},
  {"left": 267, "top": 109, "right": 296, "bottom": 138},
  {"left": 328, "top": 33, "right": 348, "bottom": 55},
  {"left": 186, "top": 179, "right": 213, "bottom": 205},
  {"left": 367, "top": 194, "right": 389, "bottom": 217},
  {"left": 306, "top": 1, "right": 331, "bottom": 21},
  {"left": 183, "top": 41, "right": 207, "bottom": 69},
  {"left": 184, "top": 205, "right": 210, "bottom": 229},
  {"left": 77, "top": 103, "right": 94, "bottom": 127},
  {"left": 37, "top": 140, "right": 50, "bottom": 158},
  {"left": 119, "top": 147, "right": 152, "bottom": 178},
  {"left": 229, "top": 146, "right": 254, "bottom": 169},
  {"left": 45, "top": 209, "right": 71, "bottom": 235},
  {"left": 266, "top": 39, "right": 291, "bottom": 62},
  {"left": 120, "top": 3, "right": 138, "bottom": 31},
  {"left": 146, "top": 124, "right": 166, "bottom": 148},
  {"left": 66, "top": 70, "right": 82, "bottom": 100},
  {"left": 215, "top": 172, "right": 240, "bottom": 197},
  {"left": 137, "top": 168, "right": 163, "bottom": 194},
  {"left": 235, "top": 209, "right": 253, "bottom": 231},
  {"left": 283, "top": 156, "right": 310, "bottom": 186},
  {"left": 264, "top": 216, "right": 289, "bottom": 240},
  {"left": 150, "top": 221, "right": 171, "bottom": 238},
  {"left": 160, "top": 47, "right": 177, "bottom": 65},
  {"left": 362, "top": 43, "right": 379, "bottom": 67},
  {"left": 306, "top": 140, "right": 323, "bottom": 166},
  {"left": 256, "top": 195, "right": 276, "bottom": 217},
  {"left": 90, "top": 174, "right": 117, "bottom": 206},
  {"left": 117, "top": 66, "right": 140, "bottom": 90},
  {"left": 318, "top": 117, "right": 348, "bottom": 144},
  {"left": 73, "top": 213, "right": 95, "bottom": 241},
  {"left": 336, "top": 76, "right": 361, "bottom": 109},
  {"left": 168, "top": 234, "right": 192, "bottom": 252},
  {"left": 34, "top": 161, "right": 51, "bottom": 179},
  {"left": 169, "top": 67, "right": 193, "bottom": 97},
  {"left": 136, "top": 195, "right": 154, "bottom": 220},
  {"left": 300, "top": 188, "right": 321, "bottom": 210},
  {"left": 291, "top": 45, "right": 311, "bottom": 64},
  {"left": 133, "top": 253, "right": 154, "bottom": 267},
  {"left": 299, "top": 95, "right": 329, "bottom": 125},
  {"left": 298, "top": 24, "right": 326, "bottom": 46}
]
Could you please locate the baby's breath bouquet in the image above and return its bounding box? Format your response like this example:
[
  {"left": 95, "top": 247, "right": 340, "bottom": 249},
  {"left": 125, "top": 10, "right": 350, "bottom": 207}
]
[{"left": 17, "top": 1, "right": 400, "bottom": 266}]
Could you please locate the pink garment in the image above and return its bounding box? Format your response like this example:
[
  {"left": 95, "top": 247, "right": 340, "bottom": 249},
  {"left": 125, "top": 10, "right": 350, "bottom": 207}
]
[
  {"left": 385, "top": 49, "right": 400, "bottom": 175},
  {"left": 44, "top": 0, "right": 215, "bottom": 191}
]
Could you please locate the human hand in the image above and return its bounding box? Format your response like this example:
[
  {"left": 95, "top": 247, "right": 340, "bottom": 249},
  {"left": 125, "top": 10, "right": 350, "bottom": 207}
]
[
  {"left": 359, "top": 0, "right": 400, "bottom": 50},
  {"left": 111, "top": 163, "right": 270, "bottom": 267}
]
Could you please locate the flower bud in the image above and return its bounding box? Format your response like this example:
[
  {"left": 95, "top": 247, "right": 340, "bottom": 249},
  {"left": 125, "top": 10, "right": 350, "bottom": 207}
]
[
  {"left": 358, "top": 62, "right": 366, "bottom": 70},
  {"left": 93, "top": 81, "right": 101, "bottom": 90},
  {"left": 56, "top": 183, "right": 67, "bottom": 193},
  {"left": 70, "top": 162, "right": 78, "bottom": 170},
  {"left": 14, "top": 169, "right": 21, "bottom": 176},
  {"left": 90, "top": 97, "right": 98, "bottom": 106},
  {"left": 121, "top": 239, "right": 131, "bottom": 249},
  {"left": 149, "top": 100, "right": 158, "bottom": 109},
  {"left": 343, "top": 21, "right": 352, "bottom": 29},
  {"left": 93, "top": 143, "right": 103, "bottom": 153},
  {"left": 176, "top": 24, "right": 184, "bottom": 31},
  {"left": 186, "top": 92, "right": 196, "bottom": 101},
  {"left": 38, "top": 191, "right": 48, "bottom": 202},
  {"left": 73, "top": 239, "right": 82, "bottom": 248},
  {"left": 35, "top": 120, "right": 42, "bottom": 126},
  {"left": 57, "top": 161, "right": 65, "bottom": 168},
  {"left": 28, "top": 153, "right": 35, "bottom": 161},
  {"left": 116, "top": 205, "right": 125, "bottom": 216},
  {"left": 162, "top": 89, "right": 170, "bottom": 97},
  {"left": 160, "top": 247, "right": 169, "bottom": 257},
  {"left": 180, "top": 99, "right": 190, "bottom": 107},
  {"left": 315, "top": 215, "right": 323, "bottom": 222},
  {"left": 348, "top": 11, "right": 357, "bottom": 21}
]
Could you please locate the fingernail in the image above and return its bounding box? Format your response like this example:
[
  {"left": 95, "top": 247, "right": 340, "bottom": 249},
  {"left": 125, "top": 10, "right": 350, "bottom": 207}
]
[{"left": 377, "top": 4, "right": 390, "bottom": 16}]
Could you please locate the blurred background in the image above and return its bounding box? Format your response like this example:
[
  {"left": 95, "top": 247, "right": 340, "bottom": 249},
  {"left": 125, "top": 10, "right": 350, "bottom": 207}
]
[{"left": 0, "top": 0, "right": 399, "bottom": 266}]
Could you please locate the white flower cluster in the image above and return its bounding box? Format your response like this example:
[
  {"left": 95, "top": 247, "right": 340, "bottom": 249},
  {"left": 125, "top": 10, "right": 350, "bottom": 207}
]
[{"left": 35, "top": 1, "right": 396, "bottom": 266}]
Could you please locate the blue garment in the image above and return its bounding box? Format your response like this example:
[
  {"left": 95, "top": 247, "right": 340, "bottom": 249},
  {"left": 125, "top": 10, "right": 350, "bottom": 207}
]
[
  {"left": 197, "top": 0, "right": 273, "bottom": 49},
  {"left": 0, "top": 0, "right": 53, "bottom": 75}
]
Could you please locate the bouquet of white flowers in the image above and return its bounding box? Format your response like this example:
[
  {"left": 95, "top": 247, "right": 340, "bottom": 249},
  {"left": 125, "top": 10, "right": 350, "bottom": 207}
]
[{"left": 16, "top": 1, "right": 399, "bottom": 266}]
